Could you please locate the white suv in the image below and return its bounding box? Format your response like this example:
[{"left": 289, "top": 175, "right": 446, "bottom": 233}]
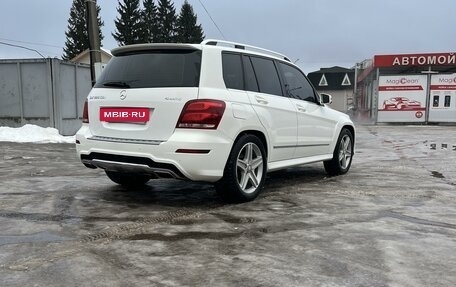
[{"left": 76, "top": 39, "right": 355, "bottom": 202}]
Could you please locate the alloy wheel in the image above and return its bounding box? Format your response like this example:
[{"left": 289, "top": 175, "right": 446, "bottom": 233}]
[
  {"left": 338, "top": 134, "right": 352, "bottom": 169},
  {"left": 236, "top": 142, "right": 264, "bottom": 194}
]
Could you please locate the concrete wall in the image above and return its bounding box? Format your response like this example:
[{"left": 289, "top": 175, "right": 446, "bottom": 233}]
[
  {"left": 0, "top": 59, "right": 91, "bottom": 135},
  {"left": 317, "top": 89, "right": 353, "bottom": 113},
  {"left": 74, "top": 52, "right": 111, "bottom": 65}
]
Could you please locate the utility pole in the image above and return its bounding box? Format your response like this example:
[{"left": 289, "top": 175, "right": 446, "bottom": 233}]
[
  {"left": 86, "top": 0, "right": 101, "bottom": 86},
  {"left": 421, "top": 66, "right": 438, "bottom": 125},
  {"left": 353, "top": 62, "right": 359, "bottom": 118}
]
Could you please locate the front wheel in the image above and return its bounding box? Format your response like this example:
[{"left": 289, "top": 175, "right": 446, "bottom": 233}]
[
  {"left": 324, "top": 128, "right": 354, "bottom": 176},
  {"left": 215, "top": 134, "right": 267, "bottom": 202},
  {"left": 105, "top": 170, "right": 150, "bottom": 187}
]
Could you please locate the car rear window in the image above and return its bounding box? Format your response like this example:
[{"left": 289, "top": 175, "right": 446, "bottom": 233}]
[
  {"left": 250, "top": 56, "right": 283, "bottom": 96},
  {"left": 95, "top": 49, "right": 201, "bottom": 89},
  {"left": 222, "top": 53, "right": 243, "bottom": 90}
]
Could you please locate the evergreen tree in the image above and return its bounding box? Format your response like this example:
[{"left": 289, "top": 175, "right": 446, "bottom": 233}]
[
  {"left": 63, "top": 0, "right": 104, "bottom": 60},
  {"left": 112, "top": 0, "right": 144, "bottom": 45},
  {"left": 156, "top": 0, "right": 178, "bottom": 43},
  {"left": 141, "top": 0, "right": 159, "bottom": 43},
  {"left": 176, "top": 0, "right": 204, "bottom": 43}
]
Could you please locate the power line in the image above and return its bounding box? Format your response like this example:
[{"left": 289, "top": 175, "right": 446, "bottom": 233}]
[
  {"left": 196, "top": 0, "right": 226, "bottom": 40},
  {"left": 0, "top": 41, "right": 45, "bottom": 58},
  {"left": 0, "top": 37, "right": 62, "bottom": 49}
]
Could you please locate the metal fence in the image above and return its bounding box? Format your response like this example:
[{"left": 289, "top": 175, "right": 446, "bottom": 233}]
[{"left": 0, "top": 58, "right": 91, "bottom": 135}]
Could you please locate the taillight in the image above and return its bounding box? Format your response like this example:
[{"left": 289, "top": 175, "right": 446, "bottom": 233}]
[
  {"left": 176, "top": 99, "right": 226, "bottom": 129},
  {"left": 82, "top": 99, "right": 89, "bottom": 123}
]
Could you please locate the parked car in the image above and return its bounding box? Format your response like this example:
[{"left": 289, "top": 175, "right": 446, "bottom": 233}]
[
  {"left": 75, "top": 39, "right": 355, "bottom": 202},
  {"left": 382, "top": 97, "right": 422, "bottom": 110}
]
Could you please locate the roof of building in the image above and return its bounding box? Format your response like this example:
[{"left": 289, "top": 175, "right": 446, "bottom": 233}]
[
  {"left": 310, "top": 66, "right": 354, "bottom": 74},
  {"left": 70, "top": 47, "right": 112, "bottom": 63},
  {"left": 307, "top": 66, "right": 355, "bottom": 91}
]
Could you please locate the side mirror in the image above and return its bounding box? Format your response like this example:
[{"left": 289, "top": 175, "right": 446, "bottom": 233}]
[{"left": 320, "top": 93, "right": 332, "bottom": 105}]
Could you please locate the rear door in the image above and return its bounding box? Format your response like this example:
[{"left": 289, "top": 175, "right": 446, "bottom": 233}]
[
  {"left": 245, "top": 55, "right": 297, "bottom": 162},
  {"left": 88, "top": 48, "right": 201, "bottom": 142}
]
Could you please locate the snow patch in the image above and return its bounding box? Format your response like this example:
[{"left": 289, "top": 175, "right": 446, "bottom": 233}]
[{"left": 0, "top": 125, "right": 75, "bottom": 144}]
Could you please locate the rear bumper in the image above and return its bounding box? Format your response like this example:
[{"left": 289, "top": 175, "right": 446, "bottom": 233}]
[
  {"left": 80, "top": 153, "right": 186, "bottom": 179},
  {"left": 75, "top": 125, "right": 233, "bottom": 182}
]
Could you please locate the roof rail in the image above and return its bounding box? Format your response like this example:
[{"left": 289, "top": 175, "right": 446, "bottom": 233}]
[{"left": 201, "top": 39, "right": 291, "bottom": 62}]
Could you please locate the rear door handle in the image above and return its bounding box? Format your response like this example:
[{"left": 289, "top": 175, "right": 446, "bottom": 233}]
[
  {"left": 296, "top": 104, "right": 306, "bottom": 112},
  {"left": 255, "top": 96, "right": 269, "bottom": 105}
]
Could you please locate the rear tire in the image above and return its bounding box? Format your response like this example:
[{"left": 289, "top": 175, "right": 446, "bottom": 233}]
[
  {"left": 324, "top": 128, "right": 354, "bottom": 176},
  {"left": 215, "top": 134, "right": 267, "bottom": 202},
  {"left": 105, "top": 171, "right": 150, "bottom": 187}
]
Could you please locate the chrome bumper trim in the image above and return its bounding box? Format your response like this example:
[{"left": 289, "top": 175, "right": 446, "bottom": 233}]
[
  {"left": 88, "top": 136, "right": 164, "bottom": 145},
  {"left": 82, "top": 159, "right": 184, "bottom": 179}
]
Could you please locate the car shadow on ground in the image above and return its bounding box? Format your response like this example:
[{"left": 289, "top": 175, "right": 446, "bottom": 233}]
[
  {"left": 95, "top": 164, "right": 328, "bottom": 207},
  {"left": 98, "top": 180, "right": 220, "bottom": 208},
  {"left": 265, "top": 164, "right": 328, "bottom": 187}
]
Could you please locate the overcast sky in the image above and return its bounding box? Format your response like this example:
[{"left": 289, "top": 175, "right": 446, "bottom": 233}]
[{"left": 1, "top": 0, "right": 455, "bottom": 73}]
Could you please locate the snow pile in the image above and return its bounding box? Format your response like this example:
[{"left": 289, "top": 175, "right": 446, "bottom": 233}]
[{"left": 0, "top": 124, "right": 75, "bottom": 144}]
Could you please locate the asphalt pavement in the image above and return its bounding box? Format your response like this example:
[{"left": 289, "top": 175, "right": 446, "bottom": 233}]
[{"left": 0, "top": 124, "right": 455, "bottom": 287}]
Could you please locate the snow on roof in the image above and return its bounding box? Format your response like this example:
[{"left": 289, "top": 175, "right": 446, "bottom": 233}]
[
  {"left": 101, "top": 47, "right": 112, "bottom": 55},
  {"left": 0, "top": 124, "right": 75, "bottom": 144},
  {"left": 70, "top": 47, "right": 112, "bottom": 62}
]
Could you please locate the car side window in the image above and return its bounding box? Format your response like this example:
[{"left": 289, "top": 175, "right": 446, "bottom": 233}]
[
  {"left": 242, "top": 56, "right": 259, "bottom": 92},
  {"left": 250, "top": 57, "right": 283, "bottom": 96},
  {"left": 279, "top": 62, "right": 317, "bottom": 103},
  {"left": 222, "top": 53, "right": 244, "bottom": 90}
]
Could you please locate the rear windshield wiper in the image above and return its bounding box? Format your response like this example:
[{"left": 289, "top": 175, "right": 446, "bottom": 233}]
[{"left": 101, "top": 81, "right": 131, "bottom": 88}]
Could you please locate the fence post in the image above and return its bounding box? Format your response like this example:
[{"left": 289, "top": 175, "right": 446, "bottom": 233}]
[
  {"left": 49, "top": 58, "right": 60, "bottom": 131},
  {"left": 16, "top": 62, "right": 24, "bottom": 125}
]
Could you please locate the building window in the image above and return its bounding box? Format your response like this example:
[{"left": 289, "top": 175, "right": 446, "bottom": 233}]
[
  {"left": 433, "top": 95, "right": 439, "bottom": 107},
  {"left": 341, "top": 73, "right": 351, "bottom": 86},
  {"left": 444, "top": 95, "right": 451, "bottom": 107},
  {"left": 318, "top": 74, "right": 328, "bottom": 86}
]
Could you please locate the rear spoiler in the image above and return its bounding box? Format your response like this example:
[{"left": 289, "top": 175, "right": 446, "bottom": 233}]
[{"left": 111, "top": 43, "right": 201, "bottom": 57}]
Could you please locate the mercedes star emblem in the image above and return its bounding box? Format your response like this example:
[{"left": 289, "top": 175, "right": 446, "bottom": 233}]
[{"left": 120, "top": 90, "right": 127, "bottom": 100}]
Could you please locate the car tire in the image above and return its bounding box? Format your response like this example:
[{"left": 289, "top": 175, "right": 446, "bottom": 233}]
[
  {"left": 105, "top": 170, "right": 150, "bottom": 187},
  {"left": 324, "top": 128, "right": 354, "bottom": 176},
  {"left": 215, "top": 134, "right": 267, "bottom": 203}
]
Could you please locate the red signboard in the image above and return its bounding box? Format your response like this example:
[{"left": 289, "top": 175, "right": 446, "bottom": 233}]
[
  {"left": 430, "top": 85, "right": 456, "bottom": 90},
  {"left": 378, "top": 85, "right": 423, "bottom": 91},
  {"left": 374, "top": 53, "right": 456, "bottom": 68},
  {"left": 100, "top": 107, "right": 150, "bottom": 123}
]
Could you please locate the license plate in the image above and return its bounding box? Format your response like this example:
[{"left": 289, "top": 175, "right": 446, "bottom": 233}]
[{"left": 100, "top": 107, "right": 150, "bottom": 123}]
